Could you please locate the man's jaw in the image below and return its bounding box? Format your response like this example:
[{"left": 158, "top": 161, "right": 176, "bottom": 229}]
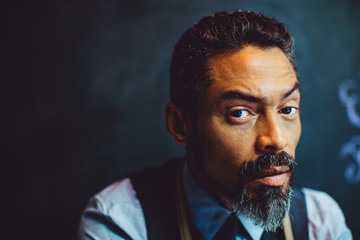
[{"left": 189, "top": 151, "right": 296, "bottom": 210}]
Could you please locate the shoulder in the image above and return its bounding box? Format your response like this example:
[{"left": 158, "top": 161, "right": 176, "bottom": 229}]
[
  {"left": 78, "top": 158, "right": 182, "bottom": 240},
  {"left": 96, "top": 178, "right": 140, "bottom": 208},
  {"left": 301, "top": 188, "right": 353, "bottom": 240},
  {"left": 302, "top": 188, "right": 344, "bottom": 219},
  {"left": 78, "top": 178, "right": 147, "bottom": 240}
]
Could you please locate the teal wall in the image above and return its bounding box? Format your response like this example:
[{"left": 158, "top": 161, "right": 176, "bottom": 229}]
[{"left": 4, "top": 0, "right": 360, "bottom": 238}]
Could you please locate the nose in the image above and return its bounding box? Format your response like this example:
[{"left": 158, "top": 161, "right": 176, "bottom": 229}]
[{"left": 255, "top": 114, "right": 288, "bottom": 153}]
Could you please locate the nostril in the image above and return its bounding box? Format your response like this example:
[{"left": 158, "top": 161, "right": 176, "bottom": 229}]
[{"left": 265, "top": 145, "right": 278, "bottom": 151}]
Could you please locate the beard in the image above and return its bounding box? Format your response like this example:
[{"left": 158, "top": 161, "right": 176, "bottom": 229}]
[
  {"left": 230, "top": 181, "right": 294, "bottom": 232},
  {"left": 194, "top": 151, "right": 296, "bottom": 232}
]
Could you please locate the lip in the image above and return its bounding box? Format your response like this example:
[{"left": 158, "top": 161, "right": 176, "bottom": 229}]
[{"left": 252, "top": 166, "right": 291, "bottom": 186}]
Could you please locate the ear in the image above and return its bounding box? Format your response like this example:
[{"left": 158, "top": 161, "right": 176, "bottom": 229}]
[{"left": 164, "top": 102, "right": 192, "bottom": 147}]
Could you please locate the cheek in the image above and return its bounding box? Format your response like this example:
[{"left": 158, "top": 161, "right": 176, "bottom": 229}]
[
  {"left": 284, "top": 120, "right": 302, "bottom": 153},
  {"left": 196, "top": 119, "right": 256, "bottom": 166}
]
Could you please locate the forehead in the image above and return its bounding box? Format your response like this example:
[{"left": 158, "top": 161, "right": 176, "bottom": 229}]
[{"left": 206, "top": 45, "right": 298, "bottom": 101}]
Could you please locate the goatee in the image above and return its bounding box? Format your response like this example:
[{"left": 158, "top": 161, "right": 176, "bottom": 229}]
[
  {"left": 197, "top": 151, "right": 296, "bottom": 232},
  {"left": 229, "top": 184, "right": 294, "bottom": 232}
]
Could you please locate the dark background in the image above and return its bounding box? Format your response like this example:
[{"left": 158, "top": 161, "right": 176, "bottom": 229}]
[{"left": 3, "top": 0, "right": 360, "bottom": 239}]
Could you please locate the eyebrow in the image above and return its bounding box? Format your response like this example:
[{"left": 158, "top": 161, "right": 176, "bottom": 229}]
[
  {"left": 221, "top": 81, "right": 300, "bottom": 103},
  {"left": 281, "top": 81, "right": 301, "bottom": 100}
]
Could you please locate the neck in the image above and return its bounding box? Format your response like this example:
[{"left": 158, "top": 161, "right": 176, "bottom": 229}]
[{"left": 186, "top": 154, "right": 235, "bottom": 211}]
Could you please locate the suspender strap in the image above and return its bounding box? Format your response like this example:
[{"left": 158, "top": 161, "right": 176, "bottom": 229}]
[
  {"left": 175, "top": 159, "right": 192, "bottom": 240},
  {"left": 283, "top": 213, "right": 294, "bottom": 240},
  {"left": 289, "top": 189, "right": 309, "bottom": 239}
]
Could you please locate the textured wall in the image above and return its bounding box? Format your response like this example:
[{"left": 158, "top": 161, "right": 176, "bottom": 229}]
[{"left": 4, "top": 0, "right": 360, "bottom": 239}]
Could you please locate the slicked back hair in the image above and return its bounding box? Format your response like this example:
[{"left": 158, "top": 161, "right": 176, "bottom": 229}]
[{"left": 170, "top": 11, "right": 296, "bottom": 116}]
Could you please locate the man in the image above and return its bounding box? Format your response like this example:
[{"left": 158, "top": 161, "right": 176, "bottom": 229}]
[{"left": 78, "top": 11, "right": 352, "bottom": 240}]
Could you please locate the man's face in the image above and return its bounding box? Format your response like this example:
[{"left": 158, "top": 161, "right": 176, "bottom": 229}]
[{"left": 187, "top": 45, "right": 301, "bottom": 204}]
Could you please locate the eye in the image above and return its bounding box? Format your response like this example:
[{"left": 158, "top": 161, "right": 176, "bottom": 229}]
[
  {"left": 230, "top": 109, "right": 250, "bottom": 118},
  {"left": 280, "top": 107, "right": 297, "bottom": 115}
]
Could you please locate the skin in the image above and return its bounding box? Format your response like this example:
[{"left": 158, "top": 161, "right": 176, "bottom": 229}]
[{"left": 165, "top": 45, "right": 301, "bottom": 209}]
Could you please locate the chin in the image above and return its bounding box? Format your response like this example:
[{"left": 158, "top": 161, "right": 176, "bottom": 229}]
[
  {"left": 193, "top": 151, "right": 296, "bottom": 231},
  {"left": 225, "top": 173, "right": 294, "bottom": 232},
  {"left": 226, "top": 184, "right": 294, "bottom": 232}
]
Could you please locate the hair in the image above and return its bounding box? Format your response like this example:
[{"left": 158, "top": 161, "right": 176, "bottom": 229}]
[{"left": 170, "top": 11, "right": 296, "bottom": 116}]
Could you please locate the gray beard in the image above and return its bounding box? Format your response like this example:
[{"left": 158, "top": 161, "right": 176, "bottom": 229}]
[
  {"left": 227, "top": 185, "right": 293, "bottom": 232},
  {"left": 192, "top": 152, "right": 295, "bottom": 232}
]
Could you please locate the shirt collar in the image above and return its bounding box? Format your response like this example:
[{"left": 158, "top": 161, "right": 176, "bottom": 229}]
[{"left": 182, "top": 160, "right": 264, "bottom": 240}]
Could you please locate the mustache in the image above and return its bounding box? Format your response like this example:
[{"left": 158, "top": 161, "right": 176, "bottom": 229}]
[{"left": 239, "top": 151, "right": 296, "bottom": 179}]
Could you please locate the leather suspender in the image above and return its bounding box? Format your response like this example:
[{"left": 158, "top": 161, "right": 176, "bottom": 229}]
[
  {"left": 175, "top": 160, "right": 192, "bottom": 240},
  {"left": 283, "top": 214, "right": 294, "bottom": 240}
]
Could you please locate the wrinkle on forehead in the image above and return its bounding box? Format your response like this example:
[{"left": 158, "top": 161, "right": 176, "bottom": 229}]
[
  {"left": 209, "top": 45, "right": 295, "bottom": 81},
  {"left": 207, "top": 45, "right": 297, "bottom": 99}
]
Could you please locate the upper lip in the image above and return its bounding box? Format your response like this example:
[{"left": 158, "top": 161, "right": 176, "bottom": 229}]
[{"left": 252, "top": 165, "right": 291, "bottom": 179}]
